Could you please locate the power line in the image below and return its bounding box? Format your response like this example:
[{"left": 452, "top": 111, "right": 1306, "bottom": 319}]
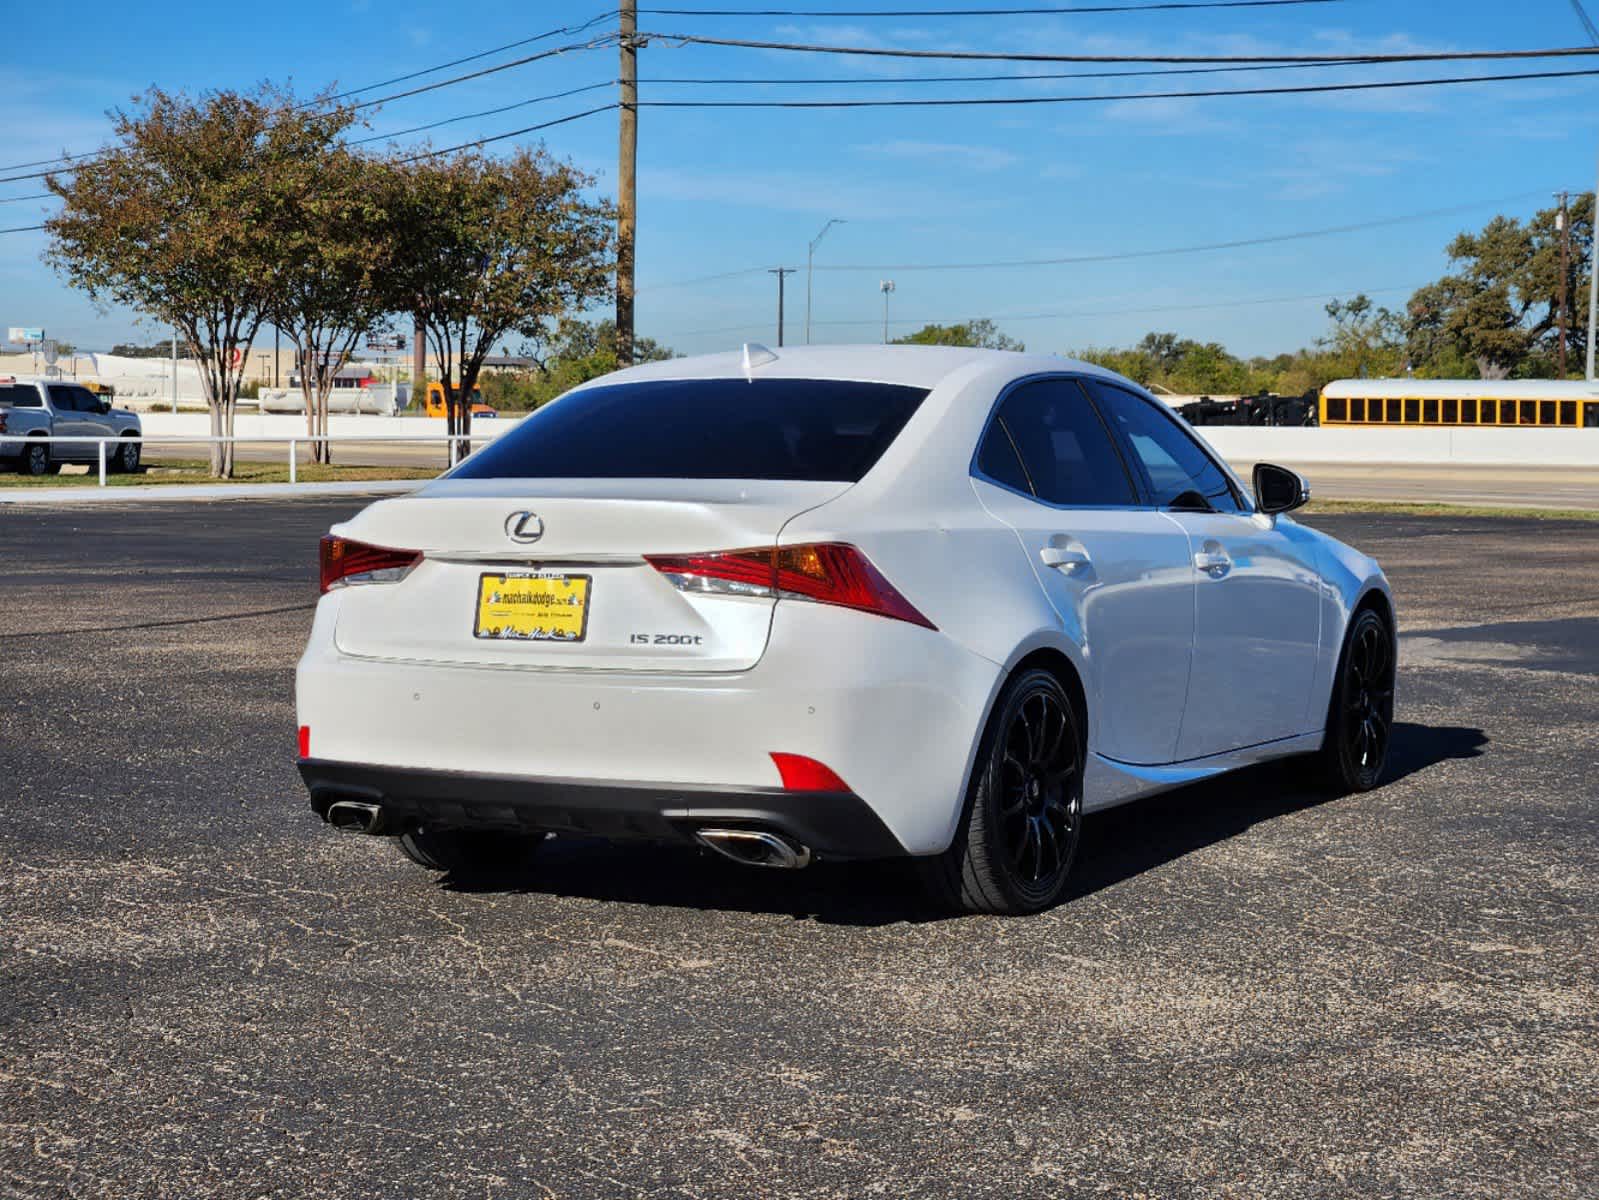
[
  {"left": 637, "top": 189, "right": 1567, "bottom": 285},
  {"left": 353, "top": 81, "right": 619, "bottom": 144},
  {"left": 647, "top": 31, "right": 1599, "bottom": 64},
  {"left": 396, "top": 104, "right": 620, "bottom": 162},
  {"left": 321, "top": 9, "right": 619, "bottom": 104},
  {"left": 0, "top": 193, "right": 52, "bottom": 205},
  {"left": 640, "top": 0, "right": 1338, "bottom": 14},
  {"left": 638, "top": 65, "right": 1599, "bottom": 110},
  {"left": 1570, "top": 0, "right": 1599, "bottom": 44},
  {"left": 0, "top": 224, "right": 45, "bottom": 234},
  {"left": 0, "top": 29, "right": 619, "bottom": 179},
  {"left": 640, "top": 60, "right": 1373, "bottom": 84},
  {"left": 656, "top": 283, "right": 1420, "bottom": 340}
]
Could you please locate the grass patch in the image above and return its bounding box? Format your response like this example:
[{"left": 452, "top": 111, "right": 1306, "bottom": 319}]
[
  {"left": 1302, "top": 499, "right": 1599, "bottom": 522},
  {"left": 0, "top": 458, "right": 438, "bottom": 488}
]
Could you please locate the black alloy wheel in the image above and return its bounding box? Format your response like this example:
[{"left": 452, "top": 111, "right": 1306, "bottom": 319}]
[
  {"left": 20, "top": 440, "right": 50, "bottom": 477},
  {"left": 1324, "top": 607, "right": 1395, "bottom": 793},
  {"left": 924, "top": 669, "right": 1084, "bottom": 915},
  {"left": 115, "top": 437, "right": 141, "bottom": 474}
]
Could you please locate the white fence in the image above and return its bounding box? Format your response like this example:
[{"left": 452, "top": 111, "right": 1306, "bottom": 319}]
[{"left": 0, "top": 433, "right": 470, "bottom": 487}]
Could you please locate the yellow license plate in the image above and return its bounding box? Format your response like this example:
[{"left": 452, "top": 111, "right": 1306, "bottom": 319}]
[{"left": 474, "top": 573, "right": 591, "bottom": 642}]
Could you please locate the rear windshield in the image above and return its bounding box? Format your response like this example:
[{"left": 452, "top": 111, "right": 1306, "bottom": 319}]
[
  {"left": 451, "top": 378, "right": 930, "bottom": 482},
  {"left": 0, "top": 384, "right": 41, "bottom": 408}
]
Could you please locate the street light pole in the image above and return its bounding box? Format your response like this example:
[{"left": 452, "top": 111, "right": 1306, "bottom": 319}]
[
  {"left": 805, "top": 218, "right": 845, "bottom": 345},
  {"left": 768, "top": 268, "right": 795, "bottom": 346},
  {"left": 879, "top": 279, "right": 896, "bottom": 344}
]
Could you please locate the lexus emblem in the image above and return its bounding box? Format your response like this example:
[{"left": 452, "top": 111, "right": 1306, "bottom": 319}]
[{"left": 504, "top": 511, "right": 544, "bottom": 543}]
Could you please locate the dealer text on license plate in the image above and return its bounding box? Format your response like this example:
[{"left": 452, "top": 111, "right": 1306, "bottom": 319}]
[{"left": 474, "top": 573, "right": 591, "bottom": 642}]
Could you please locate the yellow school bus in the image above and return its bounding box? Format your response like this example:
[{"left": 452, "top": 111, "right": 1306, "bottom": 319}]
[{"left": 1320, "top": 379, "right": 1599, "bottom": 428}]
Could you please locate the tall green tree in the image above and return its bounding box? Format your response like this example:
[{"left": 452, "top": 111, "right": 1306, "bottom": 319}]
[
  {"left": 892, "top": 318, "right": 1024, "bottom": 351},
  {"left": 45, "top": 85, "right": 354, "bottom": 476},
  {"left": 390, "top": 147, "right": 615, "bottom": 461},
  {"left": 265, "top": 149, "right": 402, "bottom": 463},
  {"left": 1403, "top": 195, "right": 1594, "bottom": 379}
]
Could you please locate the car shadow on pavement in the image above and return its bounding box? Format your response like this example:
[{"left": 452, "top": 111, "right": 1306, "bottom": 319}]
[
  {"left": 1066, "top": 722, "right": 1488, "bottom": 904},
  {"left": 437, "top": 722, "right": 1488, "bottom": 924}
]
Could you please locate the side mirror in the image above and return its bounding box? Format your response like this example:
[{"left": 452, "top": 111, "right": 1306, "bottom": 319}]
[{"left": 1253, "top": 462, "right": 1309, "bottom": 515}]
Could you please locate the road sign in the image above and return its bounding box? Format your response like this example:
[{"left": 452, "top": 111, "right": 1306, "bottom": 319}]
[
  {"left": 8, "top": 326, "right": 43, "bottom": 343},
  {"left": 366, "top": 334, "right": 406, "bottom": 351},
  {"left": 42, "top": 339, "right": 58, "bottom": 366}
]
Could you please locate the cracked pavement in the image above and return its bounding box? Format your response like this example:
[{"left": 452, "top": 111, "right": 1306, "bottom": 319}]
[{"left": 1, "top": 500, "right": 1595, "bottom": 1198}]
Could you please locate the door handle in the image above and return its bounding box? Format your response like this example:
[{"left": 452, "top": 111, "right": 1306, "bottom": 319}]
[
  {"left": 1193, "top": 548, "right": 1232, "bottom": 576},
  {"left": 1040, "top": 545, "right": 1091, "bottom": 571}
]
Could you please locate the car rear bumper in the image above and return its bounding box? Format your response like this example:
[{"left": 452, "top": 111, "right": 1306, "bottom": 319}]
[{"left": 298, "top": 758, "right": 907, "bottom": 859}]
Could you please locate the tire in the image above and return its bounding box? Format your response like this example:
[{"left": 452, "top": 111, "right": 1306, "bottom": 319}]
[
  {"left": 922, "top": 668, "right": 1084, "bottom": 915},
  {"left": 111, "top": 436, "right": 141, "bottom": 474},
  {"left": 1321, "top": 607, "right": 1396, "bottom": 793},
  {"left": 19, "top": 439, "right": 50, "bottom": 477},
  {"left": 395, "top": 827, "right": 547, "bottom": 875}
]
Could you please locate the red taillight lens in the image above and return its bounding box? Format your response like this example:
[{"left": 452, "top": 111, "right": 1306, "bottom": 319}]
[
  {"left": 319, "top": 535, "right": 422, "bottom": 595},
  {"left": 770, "top": 752, "right": 851, "bottom": 793},
  {"left": 298, "top": 725, "right": 311, "bottom": 758},
  {"left": 645, "top": 542, "right": 934, "bottom": 629}
]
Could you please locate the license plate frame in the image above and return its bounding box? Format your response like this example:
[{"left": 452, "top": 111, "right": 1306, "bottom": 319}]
[{"left": 473, "top": 572, "right": 592, "bottom": 643}]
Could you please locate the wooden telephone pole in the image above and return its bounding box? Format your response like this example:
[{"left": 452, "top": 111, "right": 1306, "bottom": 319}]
[
  {"left": 616, "top": 0, "right": 638, "bottom": 368},
  {"left": 1557, "top": 192, "right": 1572, "bottom": 376}
]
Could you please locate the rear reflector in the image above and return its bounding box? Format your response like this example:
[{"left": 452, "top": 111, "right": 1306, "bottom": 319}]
[
  {"left": 646, "top": 542, "right": 934, "bottom": 629},
  {"left": 297, "top": 725, "right": 310, "bottom": 758},
  {"left": 320, "top": 535, "right": 422, "bottom": 595},
  {"left": 770, "top": 752, "right": 851, "bottom": 793}
]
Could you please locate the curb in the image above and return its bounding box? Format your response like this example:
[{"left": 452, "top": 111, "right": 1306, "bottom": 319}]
[{"left": 0, "top": 480, "right": 421, "bottom": 505}]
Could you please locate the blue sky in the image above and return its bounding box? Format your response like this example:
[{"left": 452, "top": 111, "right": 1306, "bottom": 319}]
[{"left": 4, "top": 0, "right": 1598, "bottom": 358}]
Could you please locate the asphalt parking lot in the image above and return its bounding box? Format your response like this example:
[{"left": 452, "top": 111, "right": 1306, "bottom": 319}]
[{"left": 2, "top": 499, "right": 1595, "bottom": 1198}]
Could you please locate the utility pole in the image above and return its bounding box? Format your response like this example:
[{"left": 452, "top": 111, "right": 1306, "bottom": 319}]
[
  {"left": 879, "top": 279, "right": 896, "bottom": 344},
  {"left": 412, "top": 315, "right": 427, "bottom": 410},
  {"left": 170, "top": 327, "right": 178, "bottom": 414},
  {"left": 768, "top": 268, "right": 795, "bottom": 346},
  {"left": 1557, "top": 191, "right": 1571, "bottom": 377},
  {"left": 616, "top": 0, "right": 638, "bottom": 367},
  {"left": 805, "top": 218, "right": 845, "bottom": 345}
]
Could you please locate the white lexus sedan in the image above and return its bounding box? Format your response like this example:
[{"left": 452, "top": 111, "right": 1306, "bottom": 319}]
[{"left": 297, "top": 346, "right": 1395, "bottom": 914}]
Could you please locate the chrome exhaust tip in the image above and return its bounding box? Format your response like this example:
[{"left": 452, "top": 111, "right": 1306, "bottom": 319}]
[
  {"left": 695, "top": 828, "right": 812, "bottom": 870},
  {"left": 324, "top": 799, "right": 387, "bottom": 835}
]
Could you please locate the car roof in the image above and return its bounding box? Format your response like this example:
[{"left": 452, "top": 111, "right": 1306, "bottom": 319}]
[{"left": 585, "top": 344, "right": 1118, "bottom": 393}]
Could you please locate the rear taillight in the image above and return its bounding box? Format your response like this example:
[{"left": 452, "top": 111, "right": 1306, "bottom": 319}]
[
  {"left": 645, "top": 542, "right": 934, "bottom": 629},
  {"left": 319, "top": 535, "right": 422, "bottom": 595},
  {"left": 298, "top": 725, "right": 311, "bottom": 758}
]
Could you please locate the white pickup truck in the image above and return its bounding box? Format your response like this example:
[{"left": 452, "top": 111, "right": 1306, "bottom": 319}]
[{"left": 0, "top": 377, "right": 144, "bottom": 476}]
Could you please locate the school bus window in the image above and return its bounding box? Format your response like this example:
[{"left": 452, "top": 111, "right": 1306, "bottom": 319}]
[
  {"left": 1500, "top": 399, "right": 1517, "bottom": 423},
  {"left": 1367, "top": 397, "right": 1384, "bottom": 422},
  {"left": 1386, "top": 397, "right": 1401, "bottom": 422},
  {"left": 1350, "top": 396, "right": 1367, "bottom": 421},
  {"left": 1519, "top": 400, "right": 1536, "bottom": 424},
  {"left": 1459, "top": 398, "right": 1477, "bottom": 424},
  {"left": 1539, "top": 400, "right": 1556, "bottom": 425},
  {"left": 1326, "top": 396, "right": 1347, "bottom": 422},
  {"left": 1442, "top": 398, "right": 1458, "bottom": 423},
  {"left": 1560, "top": 400, "right": 1577, "bottom": 425},
  {"left": 1404, "top": 398, "right": 1420, "bottom": 422},
  {"left": 1585, "top": 402, "right": 1599, "bottom": 428},
  {"left": 1423, "top": 398, "right": 1439, "bottom": 423}
]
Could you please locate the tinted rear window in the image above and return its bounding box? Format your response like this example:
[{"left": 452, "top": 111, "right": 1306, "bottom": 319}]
[
  {"left": 0, "top": 384, "right": 41, "bottom": 408},
  {"left": 451, "top": 378, "right": 929, "bottom": 482}
]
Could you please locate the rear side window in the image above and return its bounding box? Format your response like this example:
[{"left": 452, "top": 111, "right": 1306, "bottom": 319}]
[
  {"left": 975, "top": 377, "right": 1135, "bottom": 507},
  {"left": 451, "top": 378, "right": 928, "bottom": 482},
  {"left": 0, "top": 384, "right": 42, "bottom": 408},
  {"left": 1083, "top": 378, "right": 1243, "bottom": 513},
  {"left": 48, "top": 385, "right": 87, "bottom": 412}
]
